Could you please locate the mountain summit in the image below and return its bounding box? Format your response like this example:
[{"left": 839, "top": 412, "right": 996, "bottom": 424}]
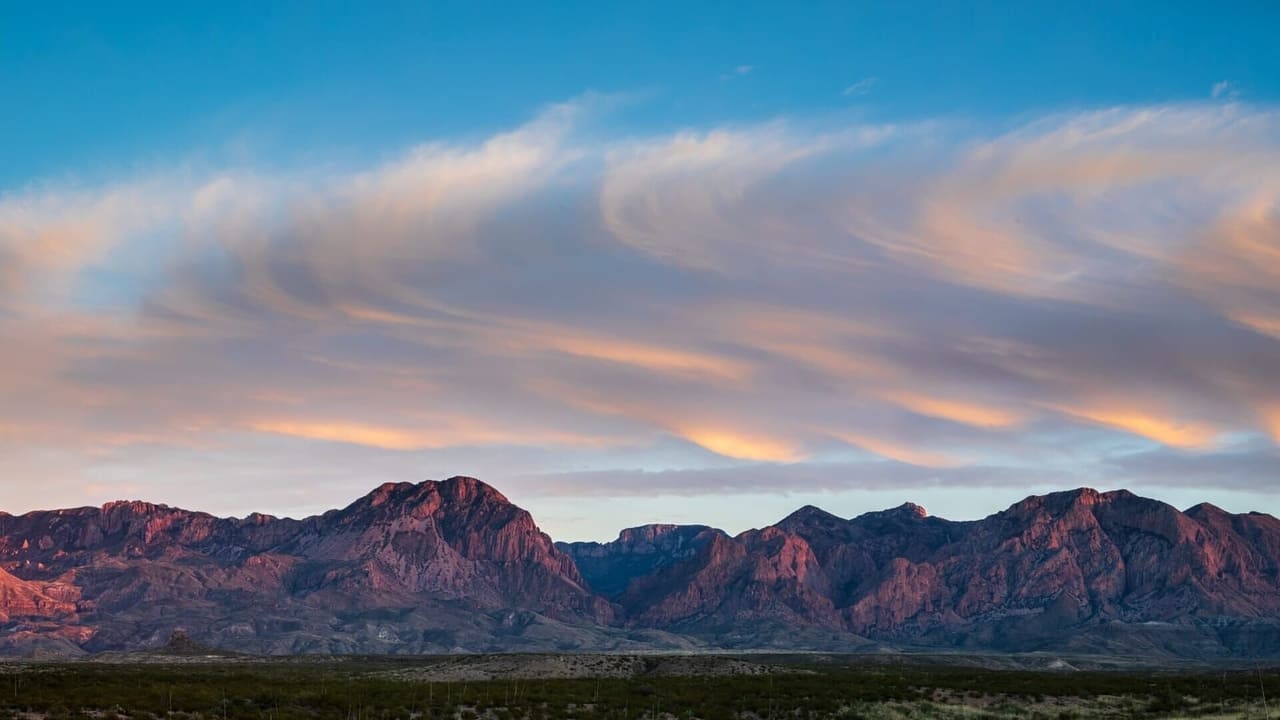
[{"left": 2, "top": 480, "right": 1279, "bottom": 658}]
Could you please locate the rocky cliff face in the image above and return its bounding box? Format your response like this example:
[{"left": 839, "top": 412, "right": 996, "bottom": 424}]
[
  {"left": 0, "top": 566, "right": 78, "bottom": 621},
  {"left": 3, "top": 481, "right": 1279, "bottom": 658}
]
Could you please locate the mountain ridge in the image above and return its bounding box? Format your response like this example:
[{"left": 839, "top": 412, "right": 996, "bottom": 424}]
[
  {"left": 3, "top": 478, "right": 1279, "bottom": 659},
  {"left": 6, "top": 483, "right": 1274, "bottom": 537}
]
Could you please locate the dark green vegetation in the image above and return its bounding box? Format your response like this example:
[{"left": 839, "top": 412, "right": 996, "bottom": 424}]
[{"left": 0, "top": 657, "right": 1277, "bottom": 720}]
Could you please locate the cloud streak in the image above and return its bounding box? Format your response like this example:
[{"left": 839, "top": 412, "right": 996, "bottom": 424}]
[{"left": 842, "top": 77, "right": 877, "bottom": 96}]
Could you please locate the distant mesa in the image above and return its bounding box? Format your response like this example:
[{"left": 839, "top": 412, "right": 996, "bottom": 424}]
[{"left": 1, "top": 477, "right": 1279, "bottom": 659}]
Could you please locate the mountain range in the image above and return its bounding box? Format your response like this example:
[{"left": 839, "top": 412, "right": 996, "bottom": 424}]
[{"left": 2, "top": 476, "right": 1278, "bottom": 659}]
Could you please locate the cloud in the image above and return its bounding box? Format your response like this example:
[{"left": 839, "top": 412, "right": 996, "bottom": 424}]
[
  {"left": 548, "top": 335, "right": 749, "bottom": 382},
  {"left": 3, "top": 99, "right": 1280, "bottom": 523},
  {"left": 876, "top": 390, "right": 1025, "bottom": 429},
  {"left": 842, "top": 77, "right": 877, "bottom": 96},
  {"left": 1212, "top": 81, "right": 1240, "bottom": 101},
  {"left": 598, "top": 124, "right": 896, "bottom": 270},
  {"left": 0, "top": 176, "right": 195, "bottom": 309},
  {"left": 1047, "top": 403, "right": 1221, "bottom": 450},
  {"left": 516, "top": 461, "right": 1063, "bottom": 498},
  {"left": 672, "top": 426, "right": 804, "bottom": 463},
  {"left": 826, "top": 431, "right": 963, "bottom": 468},
  {"left": 248, "top": 418, "right": 609, "bottom": 451},
  {"left": 1102, "top": 442, "right": 1280, "bottom": 492}
]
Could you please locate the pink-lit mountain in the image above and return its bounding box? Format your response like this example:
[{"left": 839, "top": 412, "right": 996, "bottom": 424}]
[{"left": 2, "top": 478, "right": 1278, "bottom": 658}]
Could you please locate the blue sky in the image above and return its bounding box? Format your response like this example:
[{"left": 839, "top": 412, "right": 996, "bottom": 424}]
[
  {"left": 5, "top": 2, "right": 1277, "bottom": 186},
  {"left": 2, "top": 3, "right": 1280, "bottom": 539}
]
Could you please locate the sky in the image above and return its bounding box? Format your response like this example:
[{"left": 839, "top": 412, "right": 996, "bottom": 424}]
[{"left": 2, "top": 2, "right": 1280, "bottom": 541}]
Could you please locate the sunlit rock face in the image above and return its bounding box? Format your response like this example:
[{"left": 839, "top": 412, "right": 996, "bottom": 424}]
[{"left": 2, "top": 480, "right": 1279, "bottom": 657}]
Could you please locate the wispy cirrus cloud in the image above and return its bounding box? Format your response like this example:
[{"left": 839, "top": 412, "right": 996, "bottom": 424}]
[
  {"left": 842, "top": 77, "right": 877, "bottom": 96},
  {"left": 1212, "top": 80, "right": 1240, "bottom": 101},
  {"left": 3, "top": 98, "right": 1280, "bottom": 532}
]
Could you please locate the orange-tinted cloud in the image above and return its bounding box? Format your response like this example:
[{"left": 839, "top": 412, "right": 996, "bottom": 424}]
[
  {"left": 1050, "top": 404, "right": 1221, "bottom": 449},
  {"left": 249, "top": 418, "right": 611, "bottom": 451},
  {"left": 879, "top": 390, "right": 1025, "bottom": 429},
  {"left": 1258, "top": 405, "right": 1280, "bottom": 444},
  {"left": 828, "top": 430, "right": 961, "bottom": 468},
  {"left": 549, "top": 335, "right": 750, "bottom": 381},
  {"left": 673, "top": 426, "right": 805, "bottom": 462}
]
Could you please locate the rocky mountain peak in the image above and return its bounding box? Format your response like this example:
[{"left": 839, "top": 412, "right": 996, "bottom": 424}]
[
  {"left": 366, "top": 481, "right": 416, "bottom": 506},
  {"left": 896, "top": 502, "right": 928, "bottom": 519},
  {"left": 777, "top": 504, "right": 845, "bottom": 529},
  {"left": 853, "top": 502, "right": 930, "bottom": 524},
  {"left": 614, "top": 524, "right": 709, "bottom": 546},
  {"left": 438, "top": 475, "right": 509, "bottom": 503},
  {"left": 100, "top": 499, "right": 170, "bottom": 514},
  {"left": 335, "top": 476, "right": 513, "bottom": 524},
  {"left": 1184, "top": 501, "right": 1228, "bottom": 519}
]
